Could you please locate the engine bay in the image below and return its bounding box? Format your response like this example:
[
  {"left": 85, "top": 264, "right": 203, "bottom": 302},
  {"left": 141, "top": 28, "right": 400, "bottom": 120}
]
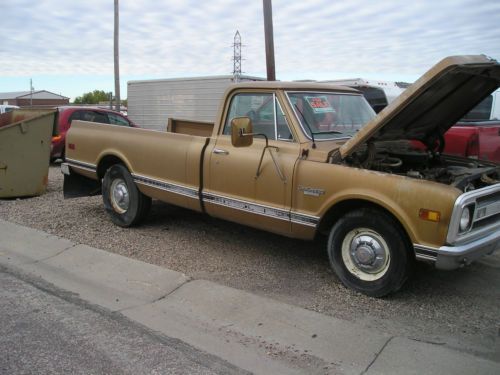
[{"left": 343, "top": 141, "right": 500, "bottom": 192}]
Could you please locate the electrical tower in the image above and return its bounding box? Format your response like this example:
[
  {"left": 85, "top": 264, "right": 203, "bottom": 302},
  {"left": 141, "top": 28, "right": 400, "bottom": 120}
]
[{"left": 232, "top": 30, "right": 242, "bottom": 82}]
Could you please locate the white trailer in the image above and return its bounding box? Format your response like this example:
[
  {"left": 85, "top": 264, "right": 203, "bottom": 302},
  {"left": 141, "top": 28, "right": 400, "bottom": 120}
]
[
  {"left": 127, "top": 75, "right": 264, "bottom": 131},
  {"left": 321, "top": 78, "right": 410, "bottom": 113}
]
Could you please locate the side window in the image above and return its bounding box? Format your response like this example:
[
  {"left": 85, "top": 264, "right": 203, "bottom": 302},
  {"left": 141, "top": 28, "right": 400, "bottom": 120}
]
[
  {"left": 223, "top": 93, "right": 293, "bottom": 141},
  {"left": 90, "top": 111, "right": 110, "bottom": 124},
  {"left": 80, "top": 111, "right": 95, "bottom": 122},
  {"left": 69, "top": 110, "right": 83, "bottom": 123},
  {"left": 77, "top": 110, "right": 110, "bottom": 124},
  {"left": 107, "top": 113, "right": 131, "bottom": 126}
]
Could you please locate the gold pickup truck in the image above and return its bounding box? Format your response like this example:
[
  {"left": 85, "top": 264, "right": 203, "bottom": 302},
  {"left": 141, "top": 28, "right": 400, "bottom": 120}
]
[{"left": 62, "top": 55, "right": 500, "bottom": 297}]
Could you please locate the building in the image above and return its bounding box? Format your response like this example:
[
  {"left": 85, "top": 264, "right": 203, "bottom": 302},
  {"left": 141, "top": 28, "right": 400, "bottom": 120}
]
[{"left": 0, "top": 90, "right": 69, "bottom": 107}]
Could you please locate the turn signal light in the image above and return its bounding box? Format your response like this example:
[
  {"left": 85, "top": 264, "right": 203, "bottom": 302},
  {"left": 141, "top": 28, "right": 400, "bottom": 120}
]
[
  {"left": 419, "top": 209, "right": 441, "bottom": 222},
  {"left": 52, "top": 135, "right": 62, "bottom": 142}
]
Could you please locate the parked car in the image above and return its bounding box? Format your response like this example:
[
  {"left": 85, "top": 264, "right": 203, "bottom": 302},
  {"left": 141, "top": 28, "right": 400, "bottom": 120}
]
[
  {"left": 51, "top": 106, "right": 138, "bottom": 161},
  {"left": 0, "top": 105, "right": 20, "bottom": 114}
]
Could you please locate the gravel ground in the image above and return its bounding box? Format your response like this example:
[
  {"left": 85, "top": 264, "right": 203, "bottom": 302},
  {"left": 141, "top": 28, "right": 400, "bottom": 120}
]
[{"left": 1, "top": 165, "right": 499, "bottom": 360}]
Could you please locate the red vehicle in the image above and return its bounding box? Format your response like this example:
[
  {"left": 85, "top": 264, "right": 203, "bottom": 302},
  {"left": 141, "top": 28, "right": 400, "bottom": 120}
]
[
  {"left": 443, "top": 120, "right": 500, "bottom": 162},
  {"left": 358, "top": 86, "right": 500, "bottom": 163},
  {"left": 51, "top": 106, "right": 137, "bottom": 161}
]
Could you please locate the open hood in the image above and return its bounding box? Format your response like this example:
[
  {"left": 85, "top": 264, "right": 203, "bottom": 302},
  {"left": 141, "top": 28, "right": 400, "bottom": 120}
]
[{"left": 339, "top": 55, "right": 500, "bottom": 159}]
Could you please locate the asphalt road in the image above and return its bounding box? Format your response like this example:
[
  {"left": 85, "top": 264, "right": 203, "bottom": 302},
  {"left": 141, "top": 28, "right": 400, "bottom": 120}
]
[
  {"left": 0, "top": 165, "right": 499, "bottom": 361},
  {"left": 0, "top": 265, "right": 248, "bottom": 375}
]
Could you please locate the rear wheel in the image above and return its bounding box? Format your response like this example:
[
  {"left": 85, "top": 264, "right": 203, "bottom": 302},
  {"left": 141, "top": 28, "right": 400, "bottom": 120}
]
[
  {"left": 327, "top": 208, "right": 413, "bottom": 297},
  {"left": 102, "top": 164, "right": 151, "bottom": 227}
]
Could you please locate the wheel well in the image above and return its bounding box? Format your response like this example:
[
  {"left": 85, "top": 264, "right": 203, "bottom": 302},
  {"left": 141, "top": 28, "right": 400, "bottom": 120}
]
[
  {"left": 97, "top": 155, "right": 125, "bottom": 180},
  {"left": 317, "top": 199, "right": 413, "bottom": 250}
]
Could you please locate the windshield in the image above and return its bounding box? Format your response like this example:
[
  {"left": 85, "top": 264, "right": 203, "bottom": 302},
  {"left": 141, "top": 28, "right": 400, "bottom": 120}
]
[{"left": 287, "top": 92, "right": 376, "bottom": 140}]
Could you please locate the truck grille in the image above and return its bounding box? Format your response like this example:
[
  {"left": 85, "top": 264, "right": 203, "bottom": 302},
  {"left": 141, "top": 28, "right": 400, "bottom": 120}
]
[{"left": 448, "top": 184, "right": 500, "bottom": 245}]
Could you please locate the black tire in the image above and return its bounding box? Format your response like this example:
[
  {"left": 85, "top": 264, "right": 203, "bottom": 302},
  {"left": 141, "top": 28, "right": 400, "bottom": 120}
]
[
  {"left": 102, "top": 164, "right": 151, "bottom": 227},
  {"left": 327, "top": 208, "right": 413, "bottom": 297}
]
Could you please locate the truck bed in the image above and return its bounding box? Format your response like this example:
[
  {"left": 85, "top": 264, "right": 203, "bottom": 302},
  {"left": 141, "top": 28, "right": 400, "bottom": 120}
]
[
  {"left": 66, "top": 120, "right": 211, "bottom": 212},
  {"left": 167, "top": 118, "right": 214, "bottom": 137}
]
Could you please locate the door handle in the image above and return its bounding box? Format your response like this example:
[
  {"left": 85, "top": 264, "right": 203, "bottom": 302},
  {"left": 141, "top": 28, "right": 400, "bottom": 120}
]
[{"left": 213, "top": 148, "right": 229, "bottom": 155}]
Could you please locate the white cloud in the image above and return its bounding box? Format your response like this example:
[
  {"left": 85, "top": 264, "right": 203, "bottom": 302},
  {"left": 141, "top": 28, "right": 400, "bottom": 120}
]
[{"left": 1, "top": 0, "right": 499, "bottom": 97}]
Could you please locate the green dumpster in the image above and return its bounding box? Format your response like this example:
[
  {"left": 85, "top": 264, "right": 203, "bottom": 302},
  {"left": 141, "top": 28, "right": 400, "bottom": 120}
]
[{"left": 0, "top": 109, "right": 57, "bottom": 198}]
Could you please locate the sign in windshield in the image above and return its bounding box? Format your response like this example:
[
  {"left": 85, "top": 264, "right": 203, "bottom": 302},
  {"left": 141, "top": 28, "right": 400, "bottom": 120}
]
[
  {"left": 287, "top": 92, "right": 375, "bottom": 140},
  {"left": 304, "top": 96, "right": 335, "bottom": 114}
]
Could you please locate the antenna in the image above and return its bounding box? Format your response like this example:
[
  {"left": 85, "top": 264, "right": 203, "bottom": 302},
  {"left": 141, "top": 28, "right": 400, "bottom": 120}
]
[{"left": 232, "top": 30, "right": 242, "bottom": 82}]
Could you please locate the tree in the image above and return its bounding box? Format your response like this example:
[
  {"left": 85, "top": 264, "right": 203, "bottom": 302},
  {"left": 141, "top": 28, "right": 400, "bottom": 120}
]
[{"left": 74, "top": 90, "right": 110, "bottom": 104}]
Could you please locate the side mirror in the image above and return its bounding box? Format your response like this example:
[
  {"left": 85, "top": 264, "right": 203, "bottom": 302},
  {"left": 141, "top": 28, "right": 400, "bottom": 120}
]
[{"left": 231, "top": 116, "right": 253, "bottom": 147}]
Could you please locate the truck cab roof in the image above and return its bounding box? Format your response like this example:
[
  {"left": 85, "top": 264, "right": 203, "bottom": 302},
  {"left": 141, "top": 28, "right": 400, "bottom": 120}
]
[{"left": 224, "top": 81, "right": 361, "bottom": 94}]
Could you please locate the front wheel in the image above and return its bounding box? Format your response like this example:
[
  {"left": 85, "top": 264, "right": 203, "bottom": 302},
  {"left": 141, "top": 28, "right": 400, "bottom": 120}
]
[
  {"left": 327, "top": 208, "right": 413, "bottom": 297},
  {"left": 102, "top": 164, "right": 151, "bottom": 227}
]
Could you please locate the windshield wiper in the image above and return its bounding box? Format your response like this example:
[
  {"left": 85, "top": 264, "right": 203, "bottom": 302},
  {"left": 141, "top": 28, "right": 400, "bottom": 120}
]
[{"left": 317, "top": 130, "right": 343, "bottom": 134}]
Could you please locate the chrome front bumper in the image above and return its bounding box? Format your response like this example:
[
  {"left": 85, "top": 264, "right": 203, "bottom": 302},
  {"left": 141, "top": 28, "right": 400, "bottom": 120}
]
[{"left": 414, "top": 229, "right": 500, "bottom": 270}]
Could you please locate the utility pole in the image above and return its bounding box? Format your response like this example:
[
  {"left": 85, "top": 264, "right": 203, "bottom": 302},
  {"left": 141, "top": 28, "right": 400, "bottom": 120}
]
[
  {"left": 30, "top": 78, "right": 34, "bottom": 107},
  {"left": 114, "top": 0, "right": 121, "bottom": 112},
  {"left": 262, "top": 0, "right": 276, "bottom": 81}
]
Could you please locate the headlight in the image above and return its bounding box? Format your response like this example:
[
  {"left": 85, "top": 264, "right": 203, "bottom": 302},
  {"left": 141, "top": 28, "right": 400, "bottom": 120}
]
[{"left": 459, "top": 207, "right": 471, "bottom": 232}]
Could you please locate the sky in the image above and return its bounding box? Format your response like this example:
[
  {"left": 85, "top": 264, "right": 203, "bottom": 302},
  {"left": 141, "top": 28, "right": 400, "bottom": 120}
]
[{"left": 1, "top": 0, "right": 499, "bottom": 101}]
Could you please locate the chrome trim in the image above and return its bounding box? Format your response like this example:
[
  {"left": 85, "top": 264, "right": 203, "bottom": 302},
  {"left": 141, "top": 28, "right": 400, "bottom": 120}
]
[
  {"left": 65, "top": 158, "right": 97, "bottom": 173},
  {"left": 413, "top": 244, "right": 438, "bottom": 262},
  {"left": 416, "top": 253, "right": 438, "bottom": 263},
  {"left": 132, "top": 174, "right": 198, "bottom": 199},
  {"left": 203, "top": 192, "right": 289, "bottom": 222},
  {"left": 203, "top": 191, "right": 319, "bottom": 228},
  {"left": 414, "top": 226, "right": 500, "bottom": 270},
  {"left": 474, "top": 200, "right": 500, "bottom": 222},
  {"left": 213, "top": 148, "right": 229, "bottom": 155},
  {"left": 290, "top": 212, "right": 319, "bottom": 227},
  {"left": 273, "top": 93, "right": 278, "bottom": 140},
  {"left": 446, "top": 184, "right": 500, "bottom": 245},
  {"left": 132, "top": 175, "right": 319, "bottom": 227}
]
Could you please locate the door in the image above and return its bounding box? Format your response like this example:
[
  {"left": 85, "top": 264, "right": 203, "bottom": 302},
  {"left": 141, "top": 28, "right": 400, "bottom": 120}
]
[{"left": 205, "top": 91, "right": 300, "bottom": 235}]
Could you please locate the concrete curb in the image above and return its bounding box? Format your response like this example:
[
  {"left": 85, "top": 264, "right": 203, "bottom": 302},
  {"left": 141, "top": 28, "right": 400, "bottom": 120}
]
[{"left": 1, "top": 219, "right": 498, "bottom": 374}]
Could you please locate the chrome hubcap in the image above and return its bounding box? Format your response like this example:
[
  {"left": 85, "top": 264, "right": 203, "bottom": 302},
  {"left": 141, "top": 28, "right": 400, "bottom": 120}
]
[
  {"left": 110, "top": 178, "right": 129, "bottom": 214},
  {"left": 350, "top": 235, "right": 386, "bottom": 272},
  {"left": 341, "top": 228, "right": 390, "bottom": 281}
]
